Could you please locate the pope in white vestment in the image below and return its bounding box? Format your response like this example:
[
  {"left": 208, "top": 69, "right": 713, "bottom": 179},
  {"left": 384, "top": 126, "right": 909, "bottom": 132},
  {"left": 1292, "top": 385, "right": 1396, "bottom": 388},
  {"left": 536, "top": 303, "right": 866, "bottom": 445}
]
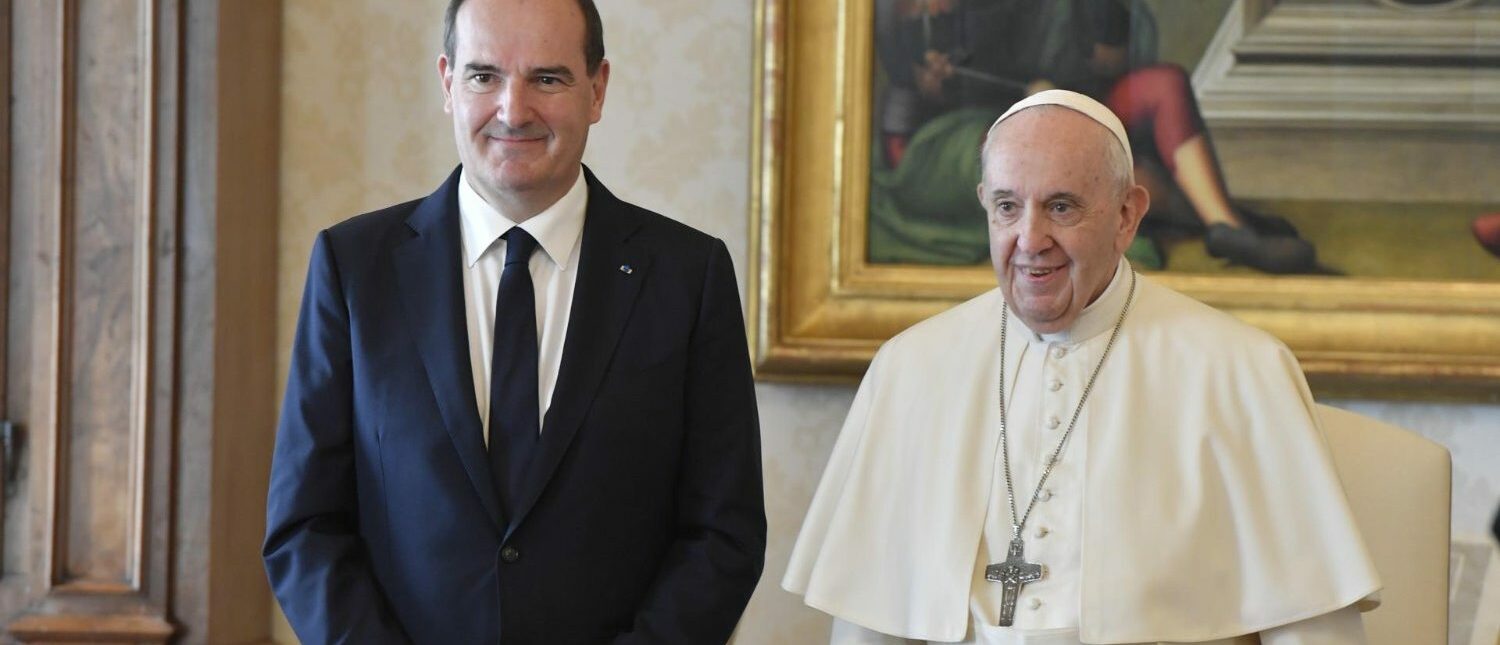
[{"left": 782, "top": 91, "right": 1380, "bottom": 645}]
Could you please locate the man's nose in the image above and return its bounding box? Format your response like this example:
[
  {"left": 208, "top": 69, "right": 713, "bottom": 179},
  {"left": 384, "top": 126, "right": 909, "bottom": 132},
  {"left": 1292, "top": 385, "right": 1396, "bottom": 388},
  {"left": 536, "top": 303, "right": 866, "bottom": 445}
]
[
  {"left": 494, "top": 80, "right": 531, "bottom": 127},
  {"left": 1014, "top": 209, "right": 1054, "bottom": 254}
]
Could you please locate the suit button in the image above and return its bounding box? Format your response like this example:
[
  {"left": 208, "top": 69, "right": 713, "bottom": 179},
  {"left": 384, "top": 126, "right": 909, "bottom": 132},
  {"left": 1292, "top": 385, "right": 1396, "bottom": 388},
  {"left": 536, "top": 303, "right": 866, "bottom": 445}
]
[{"left": 500, "top": 546, "right": 520, "bottom": 563}]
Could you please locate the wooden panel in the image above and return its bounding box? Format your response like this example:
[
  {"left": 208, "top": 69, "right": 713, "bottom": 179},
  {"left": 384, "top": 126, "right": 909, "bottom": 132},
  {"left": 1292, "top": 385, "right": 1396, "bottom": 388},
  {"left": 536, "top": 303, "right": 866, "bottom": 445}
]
[
  {"left": 54, "top": 0, "right": 153, "bottom": 593},
  {"left": 3, "top": 0, "right": 275, "bottom": 640},
  {"left": 4, "top": 0, "right": 173, "bottom": 638}
]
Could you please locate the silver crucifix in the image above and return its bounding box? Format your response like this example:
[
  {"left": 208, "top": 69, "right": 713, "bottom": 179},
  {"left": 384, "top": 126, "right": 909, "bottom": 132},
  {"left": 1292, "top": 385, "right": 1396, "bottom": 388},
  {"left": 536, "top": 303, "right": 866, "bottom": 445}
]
[{"left": 984, "top": 538, "right": 1044, "bottom": 626}]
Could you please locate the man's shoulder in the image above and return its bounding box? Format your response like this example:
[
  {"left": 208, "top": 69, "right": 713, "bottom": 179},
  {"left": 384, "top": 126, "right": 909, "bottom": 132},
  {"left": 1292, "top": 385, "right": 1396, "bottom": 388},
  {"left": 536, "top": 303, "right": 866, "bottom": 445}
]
[
  {"left": 322, "top": 197, "right": 427, "bottom": 248},
  {"left": 594, "top": 193, "right": 734, "bottom": 278},
  {"left": 614, "top": 197, "right": 720, "bottom": 252}
]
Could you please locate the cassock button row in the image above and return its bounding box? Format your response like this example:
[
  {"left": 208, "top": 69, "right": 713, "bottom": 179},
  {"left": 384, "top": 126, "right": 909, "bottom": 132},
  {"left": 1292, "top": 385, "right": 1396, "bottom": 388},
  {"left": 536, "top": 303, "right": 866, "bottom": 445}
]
[
  {"left": 500, "top": 546, "right": 520, "bottom": 563},
  {"left": 1048, "top": 379, "right": 1062, "bottom": 392},
  {"left": 1045, "top": 416, "right": 1060, "bottom": 430},
  {"left": 1029, "top": 597, "right": 1042, "bottom": 610}
]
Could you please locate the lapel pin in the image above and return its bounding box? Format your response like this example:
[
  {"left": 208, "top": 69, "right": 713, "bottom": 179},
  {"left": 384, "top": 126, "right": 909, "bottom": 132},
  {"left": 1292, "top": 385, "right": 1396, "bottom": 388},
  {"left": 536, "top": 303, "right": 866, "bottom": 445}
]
[{"left": 619, "top": 264, "right": 634, "bottom": 275}]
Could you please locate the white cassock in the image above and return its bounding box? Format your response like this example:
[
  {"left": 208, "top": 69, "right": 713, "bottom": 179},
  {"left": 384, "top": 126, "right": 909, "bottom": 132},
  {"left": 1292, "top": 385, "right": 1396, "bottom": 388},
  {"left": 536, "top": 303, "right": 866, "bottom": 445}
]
[{"left": 783, "top": 259, "right": 1380, "bottom": 645}]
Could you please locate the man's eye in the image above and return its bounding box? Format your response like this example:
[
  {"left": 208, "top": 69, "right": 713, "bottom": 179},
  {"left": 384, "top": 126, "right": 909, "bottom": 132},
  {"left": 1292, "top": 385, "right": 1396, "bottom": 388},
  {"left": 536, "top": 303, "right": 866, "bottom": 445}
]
[
  {"left": 535, "top": 75, "right": 570, "bottom": 92},
  {"left": 465, "top": 73, "right": 500, "bottom": 92},
  {"left": 995, "top": 202, "right": 1016, "bottom": 213}
]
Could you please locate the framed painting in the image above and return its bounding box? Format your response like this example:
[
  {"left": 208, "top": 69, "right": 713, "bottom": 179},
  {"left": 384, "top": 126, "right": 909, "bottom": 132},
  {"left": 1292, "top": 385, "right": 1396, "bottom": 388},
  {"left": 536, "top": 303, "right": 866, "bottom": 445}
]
[{"left": 749, "top": 0, "right": 1500, "bottom": 398}]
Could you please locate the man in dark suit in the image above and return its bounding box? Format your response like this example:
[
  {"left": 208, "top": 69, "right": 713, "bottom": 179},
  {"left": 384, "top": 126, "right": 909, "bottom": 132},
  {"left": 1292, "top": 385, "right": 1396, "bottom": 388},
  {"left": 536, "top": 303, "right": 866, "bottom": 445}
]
[{"left": 262, "top": 0, "right": 766, "bottom": 642}]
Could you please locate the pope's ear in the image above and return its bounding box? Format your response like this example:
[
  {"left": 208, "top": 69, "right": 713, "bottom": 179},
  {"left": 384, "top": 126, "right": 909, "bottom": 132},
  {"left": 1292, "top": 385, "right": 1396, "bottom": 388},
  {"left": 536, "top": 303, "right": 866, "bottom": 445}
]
[
  {"left": 1123, "top": 185, "right": 1149, "bottom": 230},
  {"left": 1117, "top": 184, "right": 1150, "bottom": 246}
]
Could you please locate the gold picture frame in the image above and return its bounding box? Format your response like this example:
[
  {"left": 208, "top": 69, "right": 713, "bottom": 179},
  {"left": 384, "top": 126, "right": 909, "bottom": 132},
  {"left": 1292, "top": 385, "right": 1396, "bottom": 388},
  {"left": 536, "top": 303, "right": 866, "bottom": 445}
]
[{"left": 749, "top": 0, "right": 1500, "bottom": 399}]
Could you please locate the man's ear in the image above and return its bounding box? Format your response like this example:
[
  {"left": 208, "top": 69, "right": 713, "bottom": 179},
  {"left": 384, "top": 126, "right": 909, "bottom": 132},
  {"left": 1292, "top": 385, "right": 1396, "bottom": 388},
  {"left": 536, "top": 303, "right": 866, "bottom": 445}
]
[
  {"left": 438, "top": 54, "right": 455, "bottom": 114},
  {"left": 589, "top": 59, "right": 611, "bottom": 124}
]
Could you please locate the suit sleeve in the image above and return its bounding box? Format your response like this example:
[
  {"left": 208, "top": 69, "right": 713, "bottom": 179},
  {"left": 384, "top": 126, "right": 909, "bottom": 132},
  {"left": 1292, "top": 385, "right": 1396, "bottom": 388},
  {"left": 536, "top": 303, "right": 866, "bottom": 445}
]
[
  {"left": 615, "top": 239, "right": 767, "bottom": 645},
  {"left": 263, "top": 231, "right": 411, "bottom": 644}
]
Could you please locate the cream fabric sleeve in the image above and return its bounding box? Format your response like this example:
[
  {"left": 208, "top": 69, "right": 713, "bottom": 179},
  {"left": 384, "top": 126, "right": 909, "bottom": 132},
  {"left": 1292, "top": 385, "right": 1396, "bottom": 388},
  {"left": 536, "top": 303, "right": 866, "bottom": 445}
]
[
  {"left": 831, "top": 618, "right": 925, "bottom": 644},
  {"left": 1257, "top": 605, "right": 1367, "bottom": 645}
]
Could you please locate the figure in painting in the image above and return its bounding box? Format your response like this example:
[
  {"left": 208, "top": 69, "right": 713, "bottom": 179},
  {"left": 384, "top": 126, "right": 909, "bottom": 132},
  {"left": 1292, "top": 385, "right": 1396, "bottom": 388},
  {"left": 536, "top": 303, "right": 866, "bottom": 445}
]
[
  {"left": 1475, "top": 212, "right": 1500, "bottom": 258},
  {"left": 870, "top": 0, "right": 1322, "bottom": 274}
]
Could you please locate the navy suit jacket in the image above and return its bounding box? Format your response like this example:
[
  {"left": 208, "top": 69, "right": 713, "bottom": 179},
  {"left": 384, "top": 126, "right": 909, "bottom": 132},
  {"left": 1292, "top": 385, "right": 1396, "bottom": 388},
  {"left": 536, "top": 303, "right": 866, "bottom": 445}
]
[{"left": 264, "top": 167, "right": 766, "bottom": 644}]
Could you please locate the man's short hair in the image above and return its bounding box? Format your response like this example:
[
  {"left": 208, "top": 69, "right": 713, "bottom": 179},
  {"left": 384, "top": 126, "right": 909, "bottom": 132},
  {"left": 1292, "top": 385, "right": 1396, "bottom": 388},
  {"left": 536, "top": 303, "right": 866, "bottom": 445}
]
[{"left": 443, "top": 0, "right": 606, "bottom": 76}]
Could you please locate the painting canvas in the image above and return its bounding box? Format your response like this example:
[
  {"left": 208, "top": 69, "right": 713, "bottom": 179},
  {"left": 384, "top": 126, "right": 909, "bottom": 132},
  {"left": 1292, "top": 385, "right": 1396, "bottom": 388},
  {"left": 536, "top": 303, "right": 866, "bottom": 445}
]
[
  {"left": 865, "top": 0, "right": 1500, "bottom": 282},
  {"left": 749, "top": 0, "right": 1500, "bottom": 394}
]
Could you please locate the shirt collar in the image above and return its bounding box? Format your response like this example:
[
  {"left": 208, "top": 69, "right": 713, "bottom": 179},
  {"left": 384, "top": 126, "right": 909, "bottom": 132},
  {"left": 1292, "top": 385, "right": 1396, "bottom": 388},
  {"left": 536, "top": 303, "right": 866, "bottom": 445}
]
[
  {"left": 1013, "top": 256, "right": 1133, "bottom": 345},
  {"left": 457, "top": 167, "right": 589, "bottom": 271}
]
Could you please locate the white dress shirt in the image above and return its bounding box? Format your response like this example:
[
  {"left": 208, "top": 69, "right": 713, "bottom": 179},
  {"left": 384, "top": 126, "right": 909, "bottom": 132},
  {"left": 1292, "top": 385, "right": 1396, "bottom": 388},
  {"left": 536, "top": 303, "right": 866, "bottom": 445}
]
[{"left": 457, "top": 167, "right": 587, "bottom": 445}]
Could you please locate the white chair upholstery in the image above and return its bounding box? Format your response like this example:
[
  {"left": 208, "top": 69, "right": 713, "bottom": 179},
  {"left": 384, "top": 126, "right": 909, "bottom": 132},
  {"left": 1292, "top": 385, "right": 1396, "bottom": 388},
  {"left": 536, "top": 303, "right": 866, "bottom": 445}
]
[{"left": 1316, "top": 404, "right": 1451, "bottom": 645}]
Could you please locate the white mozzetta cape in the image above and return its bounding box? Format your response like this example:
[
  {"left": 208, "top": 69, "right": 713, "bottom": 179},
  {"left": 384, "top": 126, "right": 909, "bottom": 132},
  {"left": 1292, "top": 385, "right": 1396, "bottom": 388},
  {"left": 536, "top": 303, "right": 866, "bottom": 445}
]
[{"left": 783, "top": 271, "right": 1380, "bottom": 644}]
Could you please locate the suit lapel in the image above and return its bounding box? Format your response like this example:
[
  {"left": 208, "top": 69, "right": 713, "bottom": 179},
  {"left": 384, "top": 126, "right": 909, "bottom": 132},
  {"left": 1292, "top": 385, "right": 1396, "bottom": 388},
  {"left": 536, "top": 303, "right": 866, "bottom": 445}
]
[
  {"left": 392, "top": 167, "right": 505, "bottom": 534},
  {"left": 505, "top": 168, "right": 649, "bottom": 538}
]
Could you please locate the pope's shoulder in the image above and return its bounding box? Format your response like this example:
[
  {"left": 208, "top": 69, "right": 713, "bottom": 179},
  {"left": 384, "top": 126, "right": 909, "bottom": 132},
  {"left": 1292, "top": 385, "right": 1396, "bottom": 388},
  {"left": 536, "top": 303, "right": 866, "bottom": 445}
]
[
  {"left": 1129, "top": 274, "right": 1292, "bottom": 359},
  {"left": 875, "top": 288, "right": 1005, "bottom": 364}
]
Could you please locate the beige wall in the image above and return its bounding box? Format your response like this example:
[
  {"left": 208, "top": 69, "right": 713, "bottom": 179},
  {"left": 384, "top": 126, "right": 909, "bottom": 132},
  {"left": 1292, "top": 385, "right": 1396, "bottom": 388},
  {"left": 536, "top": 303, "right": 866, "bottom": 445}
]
[{"left": 276, "top": 1, "right": 1500, "bottom": 643}]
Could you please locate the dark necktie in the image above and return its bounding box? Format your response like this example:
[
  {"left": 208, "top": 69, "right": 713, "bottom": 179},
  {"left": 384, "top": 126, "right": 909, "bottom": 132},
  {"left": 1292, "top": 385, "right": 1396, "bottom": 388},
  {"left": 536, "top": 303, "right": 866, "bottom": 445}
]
[{"left": 488, "top": 228, "right": 541, "bottom": 520}]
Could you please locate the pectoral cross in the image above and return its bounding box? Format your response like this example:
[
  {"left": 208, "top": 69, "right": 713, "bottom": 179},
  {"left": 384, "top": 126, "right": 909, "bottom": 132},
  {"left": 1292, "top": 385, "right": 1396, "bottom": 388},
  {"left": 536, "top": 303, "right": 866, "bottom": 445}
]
[{"left": 984, "top": 537, "right": 1044, "bottom": 627}]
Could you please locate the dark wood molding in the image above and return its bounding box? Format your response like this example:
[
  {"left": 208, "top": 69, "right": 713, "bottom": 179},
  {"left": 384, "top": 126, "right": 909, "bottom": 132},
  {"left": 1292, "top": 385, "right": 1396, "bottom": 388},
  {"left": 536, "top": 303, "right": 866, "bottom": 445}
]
[
  {"left": 0, "top": 0, "right": 15, "bottom": 508},
  {"left": 130, "top": 0, "right": 162, "bottom": 597},
  {"left": 205, "top": 0, "right": 279, "bottom": 637},
  {"left": 45, "top": 0, "right": 75, "bottom": 596}
]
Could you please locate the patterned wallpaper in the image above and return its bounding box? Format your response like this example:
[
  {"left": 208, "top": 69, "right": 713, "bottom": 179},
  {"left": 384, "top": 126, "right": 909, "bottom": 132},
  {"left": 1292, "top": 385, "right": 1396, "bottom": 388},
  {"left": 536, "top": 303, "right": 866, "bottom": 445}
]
[{"left": 276, "top": 1, "right": 1500, "bottom": 643}]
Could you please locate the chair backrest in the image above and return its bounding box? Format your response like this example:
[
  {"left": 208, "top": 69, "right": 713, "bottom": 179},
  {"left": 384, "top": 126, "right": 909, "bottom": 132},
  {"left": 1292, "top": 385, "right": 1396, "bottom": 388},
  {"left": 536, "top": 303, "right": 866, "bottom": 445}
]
[{"left": 1316, "top": 403, "right": 1451, "bottom": 645}]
